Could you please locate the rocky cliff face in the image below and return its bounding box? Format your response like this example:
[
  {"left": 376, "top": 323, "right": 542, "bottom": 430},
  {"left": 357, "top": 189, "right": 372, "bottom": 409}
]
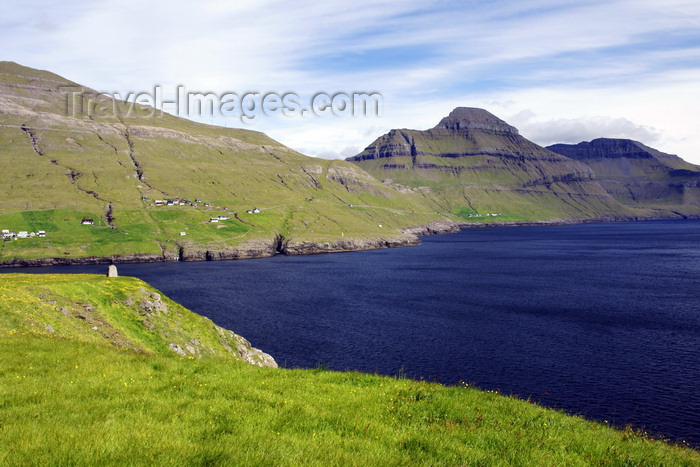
[
  {"left": 434, "top": 107, "right": 520, "bottom": 134},
  {"left": 547, "top": 138, "right": 693, "bottom": 165},
  {"left": 547, "top": 139, "right": 700, "bottom": 216},
  {"left": 347, "top": 107, "right": 633, "bottom": 221}
]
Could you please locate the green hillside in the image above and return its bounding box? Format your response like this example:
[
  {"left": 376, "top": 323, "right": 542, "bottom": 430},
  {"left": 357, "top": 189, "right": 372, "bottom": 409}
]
[
  {"left": 0, "top": 273, "right": 276, "bottom": 365},
  {"left": 347, "top": 108, "right": 648, "bottom": 222},
  {"left": 0, "top": 62, "right": 448, "bottom": 264},
  {"left": 1, "top": 273, "right": 697, "bottom": 465}
]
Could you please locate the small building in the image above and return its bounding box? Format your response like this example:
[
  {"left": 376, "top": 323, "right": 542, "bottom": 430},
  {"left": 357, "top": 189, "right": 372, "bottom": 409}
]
[
  {"left": 180, "top": 232, "right": 187, "bottom": 236},
  {"left": 154, "top": 200, "right": 164, "bottom": 206},
  {"left": 1, "top": 229, "right": 8, "bottom": 235},
  {"left": 17, "top": 231, "right": 29, "bottom": 238},
  {"left": 81, "top": 219, "right": 94, "bottom": 225},
  {"left": 218, "top": 215, "right": 229, "bottom": 220},
  {"left": 252, "top": 208, "right": 260, "bottom": 214},
  {"left": 37, "top": 231, "right": 46, "bottom": 237},
  {"left": 209, "top": 218, "right": 219, "bottom": 223}
]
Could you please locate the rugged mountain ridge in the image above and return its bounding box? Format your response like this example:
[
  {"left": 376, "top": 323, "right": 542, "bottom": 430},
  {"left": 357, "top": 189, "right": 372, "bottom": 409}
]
[
  {"left": 0, "top": 62, "right": 450, "bottom": 265},
  {"left": 347, "top": 107, "right": 638, "bottom": 221},
  {"left": 547, "top": 138, "right": 700, "bottom": 217}
]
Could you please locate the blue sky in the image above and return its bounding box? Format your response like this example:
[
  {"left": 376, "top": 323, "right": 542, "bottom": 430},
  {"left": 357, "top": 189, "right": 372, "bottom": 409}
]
[{"left": 3, "top": 0, "right": 700, "bottom": 163}]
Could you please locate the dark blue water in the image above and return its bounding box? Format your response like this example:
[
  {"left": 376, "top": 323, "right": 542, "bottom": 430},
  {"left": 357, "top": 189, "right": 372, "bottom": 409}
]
[{"left": 5, "top": 220, "right": 700, "bottom": 445}]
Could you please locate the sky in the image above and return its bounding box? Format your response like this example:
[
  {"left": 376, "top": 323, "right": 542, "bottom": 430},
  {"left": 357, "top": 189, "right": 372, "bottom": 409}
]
[{"left": 3, "top": 0, "right": 700, "bottom": 163}]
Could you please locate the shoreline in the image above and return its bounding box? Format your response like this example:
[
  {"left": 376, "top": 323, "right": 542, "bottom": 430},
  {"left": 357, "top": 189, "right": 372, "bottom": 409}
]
[{"left": 1, "top": 214, "right": 697, "bottom": 268}]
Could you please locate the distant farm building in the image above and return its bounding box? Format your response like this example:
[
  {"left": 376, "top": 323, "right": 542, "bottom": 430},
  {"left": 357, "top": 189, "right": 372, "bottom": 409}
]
[
  {"left": 1, "top": 229, "right": 47, "bottom": 239},
  {"left": 81, "top": 219, "right": 94, "bottom": 225}
]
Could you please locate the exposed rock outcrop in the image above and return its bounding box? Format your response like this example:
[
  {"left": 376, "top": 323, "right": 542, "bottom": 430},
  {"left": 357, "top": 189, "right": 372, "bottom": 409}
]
[
  {"left": 0, "top": 252, "right": 176, "bottom": 268},
  {"left": 282, "top": 236, "right": 420, "bottom": 256},
  {"left": 179, "top": 238, "right": 279, "bottom": 262},
  {"left": 435, "top": 107, "right": 519, "bottom": 134}
]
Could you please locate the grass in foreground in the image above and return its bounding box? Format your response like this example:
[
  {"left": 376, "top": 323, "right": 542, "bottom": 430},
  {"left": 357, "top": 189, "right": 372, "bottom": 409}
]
[
  {"left": 2, "top": 333, "right": 698, "bottom": 466},
  {"left": 0, "top": 274, "right": 698, "bottom": 465}
]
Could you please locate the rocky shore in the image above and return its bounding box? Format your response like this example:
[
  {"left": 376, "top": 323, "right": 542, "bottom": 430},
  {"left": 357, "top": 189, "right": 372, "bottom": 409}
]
[{"left": 1, "top": 215, "right": 696, "bottom": 268}]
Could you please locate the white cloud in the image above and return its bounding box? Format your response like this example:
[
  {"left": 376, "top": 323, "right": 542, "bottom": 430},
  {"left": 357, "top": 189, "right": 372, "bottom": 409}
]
[{"left": 508, "top": 111, "right": 662, "bottom": 147}]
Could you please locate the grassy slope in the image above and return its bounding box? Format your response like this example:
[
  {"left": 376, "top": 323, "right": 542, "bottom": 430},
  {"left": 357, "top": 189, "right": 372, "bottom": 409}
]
[
  {"left": 0, "top": 274, "right": 275, "bottom": 365},
  {"left": 0, "top": 274, "right": 698, "bottom": 465},
  {"left": 0, "top": 62, "right": 444, "bottom": 262}
]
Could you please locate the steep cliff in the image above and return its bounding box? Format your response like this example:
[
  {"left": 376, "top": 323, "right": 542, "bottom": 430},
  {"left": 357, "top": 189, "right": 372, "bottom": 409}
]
[{"left": 547, "top": 138, "right": 700, "bottom": 217}]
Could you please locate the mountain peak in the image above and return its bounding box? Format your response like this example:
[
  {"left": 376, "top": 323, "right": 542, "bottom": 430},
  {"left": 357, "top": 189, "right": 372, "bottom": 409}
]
[{"left": 433, "top": 107, "right": 518, "bottom": 134}]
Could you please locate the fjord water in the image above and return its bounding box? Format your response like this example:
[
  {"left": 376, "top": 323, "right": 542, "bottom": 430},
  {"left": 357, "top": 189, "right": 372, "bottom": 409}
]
[{"left": 12, "top": 220, "right": 700, "bottom": 444}]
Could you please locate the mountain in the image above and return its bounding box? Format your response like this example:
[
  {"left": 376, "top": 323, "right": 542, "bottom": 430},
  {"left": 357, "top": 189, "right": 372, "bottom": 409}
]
[
  {"left": 0, "top": 62, "right": 451, "bottom": 265},
  {"left": 346, "top": 107, "right": 639, "bottom": 222},
  {"left": 547, "top": 138, "right": 700, "bottom": 217}
]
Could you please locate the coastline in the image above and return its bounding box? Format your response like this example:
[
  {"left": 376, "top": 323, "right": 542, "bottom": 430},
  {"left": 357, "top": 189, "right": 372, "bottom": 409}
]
[{"left": 1, "top": 214, "right": 696, "bottom": 268}]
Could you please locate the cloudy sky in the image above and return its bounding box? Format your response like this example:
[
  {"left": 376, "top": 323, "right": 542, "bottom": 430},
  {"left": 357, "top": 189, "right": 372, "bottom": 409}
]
[{"left": 3, "top": 0, "right": 700, "bottom": 163}]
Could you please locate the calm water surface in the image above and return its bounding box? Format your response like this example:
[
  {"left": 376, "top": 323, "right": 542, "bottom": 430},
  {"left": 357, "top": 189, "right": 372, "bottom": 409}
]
[{"left": 7, "top": 220, "right": 700, "bottom": 444}]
